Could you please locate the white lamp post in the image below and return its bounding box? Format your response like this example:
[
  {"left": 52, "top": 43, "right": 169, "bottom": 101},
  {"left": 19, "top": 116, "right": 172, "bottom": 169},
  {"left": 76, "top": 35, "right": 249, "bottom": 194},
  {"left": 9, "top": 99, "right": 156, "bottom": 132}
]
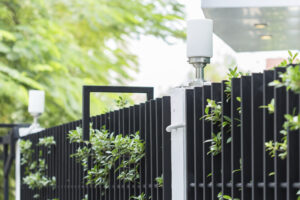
[
  {"left": 187, "top": 19, "right": 213, "bottom": 86},
  {"left": 28, "top": 90, "right": 45, "bottom": 132}
]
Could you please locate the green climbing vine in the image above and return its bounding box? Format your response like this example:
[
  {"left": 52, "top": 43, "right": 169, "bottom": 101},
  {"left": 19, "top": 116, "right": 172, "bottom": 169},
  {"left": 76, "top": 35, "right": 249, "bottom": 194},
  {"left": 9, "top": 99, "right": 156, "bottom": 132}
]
[
  {"left": 69, "top": 96, "right": 163, "bottom": 200},
  {"left": 259, "top": 51, "right": 300, "bottom": 198},
  {"left": 155, "top": 174, "right": 164, "bottom": 187},
  {"left": 202, "top": 99, "right": 231, "bottom": 156},
  {"left": 19, "top": 136, "right": 56, "bottom": 199},
  {"left": 263, "top": 51, "right": 300, "bottom": 160},
  {"left": 202, "top": 67, "right": 246, "bottom": 156},
  {"left": 68, "top": 126, "right": 144, "bottom": 189}
]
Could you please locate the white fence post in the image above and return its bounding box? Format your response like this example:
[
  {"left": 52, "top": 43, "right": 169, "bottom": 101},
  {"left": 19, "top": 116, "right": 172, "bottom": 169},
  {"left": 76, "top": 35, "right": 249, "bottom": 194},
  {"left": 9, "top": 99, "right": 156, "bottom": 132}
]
[
  {"left": 16, "top": 127, "right": 44, "bottom": 200},
  {"left": 166, "top": 87, "right": 187, "bottom": 200}
]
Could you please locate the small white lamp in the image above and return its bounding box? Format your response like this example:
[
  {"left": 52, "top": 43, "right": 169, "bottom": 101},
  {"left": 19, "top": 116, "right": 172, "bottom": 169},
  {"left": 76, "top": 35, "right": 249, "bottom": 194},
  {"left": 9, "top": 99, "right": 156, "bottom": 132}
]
[
  {"left": 187, "top": 19, "right": 213, "bottom": 86},
  {"left": 28, "top": 90, "right": 45, "bottom": 131}
]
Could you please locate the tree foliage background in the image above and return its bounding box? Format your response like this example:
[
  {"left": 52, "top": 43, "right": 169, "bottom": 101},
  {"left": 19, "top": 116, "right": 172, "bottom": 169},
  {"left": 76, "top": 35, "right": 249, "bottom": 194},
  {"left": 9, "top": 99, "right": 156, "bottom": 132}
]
[{"left": 0, "top": 0, "right": 185, "bottom": 199}]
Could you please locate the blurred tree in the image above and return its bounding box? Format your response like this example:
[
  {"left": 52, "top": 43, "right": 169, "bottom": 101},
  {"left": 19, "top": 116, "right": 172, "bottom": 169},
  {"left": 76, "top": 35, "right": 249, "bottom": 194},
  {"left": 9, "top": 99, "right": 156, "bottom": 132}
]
[
  {"left": 0, "top": 0, "right": 185, "bottom": 199},
  {"left": 0, "top": 0, "right": 185, "bottom": 126}
]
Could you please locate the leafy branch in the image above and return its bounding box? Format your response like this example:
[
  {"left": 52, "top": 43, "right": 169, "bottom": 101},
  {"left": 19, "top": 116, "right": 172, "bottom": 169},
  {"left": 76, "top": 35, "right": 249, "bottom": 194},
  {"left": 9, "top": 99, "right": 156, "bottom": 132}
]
[
  {"left": 202, "top": 99, "right": 231, "bottom": 156},
  {"left": 218, "top": 192, "right": 240, "bottom": 200},
  {"left": 277, "top": 50, "right": 299, "bottom": 67},
  {"left": 20, "top": 136, "right": 56, "bottom": 199},
  {"left": 225, "top": 67, "right": 248, "bottom": 102},
  {"left": 68, "top": 126, "right": 145, "bottom": 189}
]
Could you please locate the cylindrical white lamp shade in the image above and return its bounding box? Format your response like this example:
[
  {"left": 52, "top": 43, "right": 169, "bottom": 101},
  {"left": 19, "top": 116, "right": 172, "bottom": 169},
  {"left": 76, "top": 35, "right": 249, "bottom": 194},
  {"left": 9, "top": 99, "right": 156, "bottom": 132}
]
[
  {"left": 28, "top": 90, "right": 45, "bottom": 114},
  {"left": 187, "top": 19, "right": 213, "bottom": 58}
]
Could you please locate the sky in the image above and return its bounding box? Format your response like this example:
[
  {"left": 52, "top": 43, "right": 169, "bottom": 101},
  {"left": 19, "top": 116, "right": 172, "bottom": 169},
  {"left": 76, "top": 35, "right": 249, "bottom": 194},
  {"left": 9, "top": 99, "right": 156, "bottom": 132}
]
[{"left": 129, "top": 0, "right": 291, "bottom": 97}]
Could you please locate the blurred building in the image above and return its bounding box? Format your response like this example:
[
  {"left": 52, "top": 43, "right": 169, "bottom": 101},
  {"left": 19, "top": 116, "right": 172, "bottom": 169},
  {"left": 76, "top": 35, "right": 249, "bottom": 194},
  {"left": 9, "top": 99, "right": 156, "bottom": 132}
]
[
  {"left": 201, "top": 0, "right": 300, "bottom": 52},
  {"left": 266, "top": 58, "right": 285, "bottom": 69}
]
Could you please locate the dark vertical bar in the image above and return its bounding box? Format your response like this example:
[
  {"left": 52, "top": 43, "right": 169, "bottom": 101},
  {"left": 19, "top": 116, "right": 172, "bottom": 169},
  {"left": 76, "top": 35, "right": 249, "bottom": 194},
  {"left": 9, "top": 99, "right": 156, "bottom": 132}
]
[
  {"left": 193, "top": 87, "right": 203, "bottom": 199},
  {"left": 162, "top": 97, "right": 171, "bottom": 200},
  {"left": 123, "top": 108, "right": 129, "bottom": 200},
  {"left": 95, "top": 115, "right": 101, "bottom": 200},
  {"left": 114, "top": 111, "right": 120, "bottom": 200},
  {"left": 100, "top": 115, "right": 106, "bottom": 200},
  {"left": 202, "top": 85, "right": 212, "bottom": 200},
  {"left": 91, "top": 117, "right": 97, "bottom": 200},
  {"left": 60, "top": 125, "right": 64, "bottom": 199},
  {"left": 53, "top": 127, "right": 58, "bottom": 199},
  {"left": 4, "top": 144, "right": 8, "bottom": 200},
  {"left": 82, "top": 86, "right": 90, "bottom": 140},
  {"left": 68, "top": 125, "right": 72, "bottom": 200},
  {"left": 109, "top": 111, "right": 114, "bottom": 200},
  {"left": 134, "top": 105, "right": 140, "bottom": 197},
  {"left": 150, "top": 100, "right": 157, "bottom": 199},
  {"left": 139, "top": 104, "right": 146, "bottom": 197},
  {"left": 221, "top": 81, "right": 231, "bottom": 197},
  {"left": 186, "top": 90, "right": 195, "bottom": 200},
  {"left": 262, "top": 70, "right": 275, "bottom": 200},
  {"left": 231, "top": 78, "right": 241, "bottom": 199},
  {"left": 145, "top": 102, "right": 151, "bottom": 199},
  {"left": 251, "top": 73, "right": 264, "bottom": 199},
  {"left": 118, "top": 110, "right": 124, "bottom": 200},
  {"left": 274, "top": 68, "right": 286, "bottom": 200},
  {"left": 211, "top": 83, "right": 222, "bottom": 199},
  {"left": 129, "top": 107, "right": 134, "bottom": 198},
  {"left": 155, "top": 99, "right": 163, "bottom": 200},
  {"left": 146, "top": 88, "right": 154, "bottom": 101},
  {"left": 287, "top": 90, "right": 299, "bottom": 199},
  {"left": 57, "top": 126, "right": 61, "bottom": 199},
  {"left": 79, "top": 120, "right": 84, "bottom": 200}
]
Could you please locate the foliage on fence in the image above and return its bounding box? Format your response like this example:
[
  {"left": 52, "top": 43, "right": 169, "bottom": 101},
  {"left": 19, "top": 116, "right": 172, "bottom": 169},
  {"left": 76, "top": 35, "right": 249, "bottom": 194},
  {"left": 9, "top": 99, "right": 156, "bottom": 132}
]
[
  {"left": 186, "top": 51, "right": 300, "bottom": 200},
  {"left": 20, "top": 96, "right": 171, "bottom": 200},
  {"left": 20, "top": 136, "right": 56, "bottom": 199},
  {"left": 68, "top": 126, "right": 144, "bottom": 190}
]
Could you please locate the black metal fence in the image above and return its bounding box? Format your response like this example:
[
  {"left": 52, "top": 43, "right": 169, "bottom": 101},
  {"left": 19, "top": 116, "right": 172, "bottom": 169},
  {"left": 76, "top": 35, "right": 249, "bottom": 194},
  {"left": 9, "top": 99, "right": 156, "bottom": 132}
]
[
  {"left": 19, "top": 68, "right": 300, "bottom": 200},
  {"left": 20, "top": 97, "right": 171, "bottom": 200},
  {"left": 185, "top": 68, "right": 300, "bottom": 199}
]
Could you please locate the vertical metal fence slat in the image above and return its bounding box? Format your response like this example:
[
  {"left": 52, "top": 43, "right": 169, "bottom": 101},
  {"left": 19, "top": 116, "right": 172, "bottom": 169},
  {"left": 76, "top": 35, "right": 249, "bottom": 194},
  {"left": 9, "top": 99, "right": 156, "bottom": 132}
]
[
  {"left": 129, "top": 106, "right": 134, "bottom": 197},
  {"left": 193, "top": 87, "right": 203, "bottom": 199},
  {"left": 274, "top": 67, "right": 287, "bottom": 200},
  {"left": 108, "top": 111, "right": 114, "bottom": 200},
  {"left": 139, "top": 104, "right": 146, "bottom": 196},
  {"left": 67, "top": 124, "right": 70, "bottom": 199},
  {"left": 133, "top": 105, "right": 140, "bottom": 197},
  {"left": 118, "top": 110, "right": 124, "bottom": 200},
  {"left": 241, "top": 76, "right": 252, "bottom": 200},
  {"left": 155, "top": 99, "right": 163, "bottom": 200},
  {"left": 139, "top": 103, "right": 146, "bottom": 194},
  {"left": 78, "top": 120, "right": 84, "bottom": 200},
  {"left": 287, "top": 90, "right": 299, "bottom": 199},
  {"left": 150, "top": 100, "right": 157, "bottom": 199},
  {"left": 111, "top": 112, "right": 117, "bottom": 200},
  {"left": 104, "top": 113, "right": 109, "bottom": 200},
  {"left": 221, "top": 81, "right": 231, "bottom": 197},
  {"left": 114, "top": 110, "right": 120, "bottom": 200},
  {"left": 63, "top": 124, "right": 68, "bottom": 199},
  {"left": 262, "top": 70, "right": 275, "bottom": 200},
  {"left": 231, "top": 78, "right": 241, "bottom": 199},
  {"left": 162, "top": 97, "right": 171, "bottom": 200},
  {"left": 186, "top": 89, "right": 195, "bottom": 200},
  {"left": 211, "top": 83, "right": 222, "bottom": 199},
  {"left": 251, "top": 73, "right": 264, "bottom": 199},
  {"left": 123, "top": 108, "right": 129, "bottom": 200},
  {"left": 202, "top": 85, "right": 212, "bottom": 200},
  {"left": 145, "top": 102, "right": 151, "bottom": 199}
]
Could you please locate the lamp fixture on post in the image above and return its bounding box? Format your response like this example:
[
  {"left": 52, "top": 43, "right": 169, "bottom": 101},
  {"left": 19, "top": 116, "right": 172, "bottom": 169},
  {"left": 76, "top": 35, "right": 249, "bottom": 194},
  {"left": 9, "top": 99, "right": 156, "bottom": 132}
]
[
  {"left": 28, "top": 90, "right": 45, "bottom": 132},
  {"left": 187, "top": 19, "right": 213, "bottom": 86}
]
